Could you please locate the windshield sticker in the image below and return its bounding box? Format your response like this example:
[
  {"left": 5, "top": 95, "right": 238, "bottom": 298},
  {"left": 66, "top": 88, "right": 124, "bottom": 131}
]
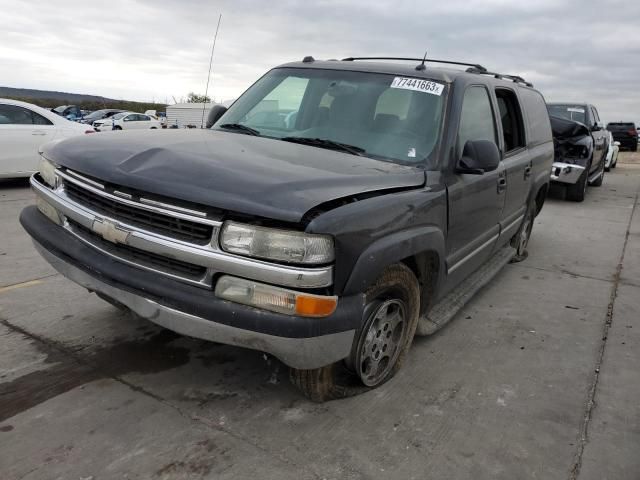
[
  {"left": 567, "top": 107, "right": 585, "bottom": 113},
  {"left": 390, "top": 77, "right": 444, "bottom": 96},
  {"left": 407, "top": 147, "right": 416, "bottom": 158}
]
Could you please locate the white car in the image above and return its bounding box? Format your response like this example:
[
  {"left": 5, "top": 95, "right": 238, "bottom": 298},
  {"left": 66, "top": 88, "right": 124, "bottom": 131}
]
[
  {"left": 93, "top": 112, "right": 162, "bottom": 132},
  {"left": 0, "top": 98, "right": 95, "bottom": 178},
  {"left": 604, "top": 131, "right": 620, "bottom": 171}
]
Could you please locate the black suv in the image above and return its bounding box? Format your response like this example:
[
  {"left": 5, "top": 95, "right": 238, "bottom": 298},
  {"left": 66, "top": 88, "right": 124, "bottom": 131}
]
[
  {"left": 606, "top": 122, "right": 638, "bottom": 151},
  {"left": 21, "top": 57, "right": 553, "bottom": 400}
]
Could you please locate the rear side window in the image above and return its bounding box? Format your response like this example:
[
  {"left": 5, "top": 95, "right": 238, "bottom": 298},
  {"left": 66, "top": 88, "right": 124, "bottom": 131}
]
[
  {"left": 520, "top": 89, "right": 552, "bottom": 146},
  {"left": 495, "top": 88, "right": 526, "bottom": 153},
  {"left": 457, "top": 86, "right": 497, "bottom": 155},
  {"left": 0, "top": 104, "right": 53, "bottom": 125}
]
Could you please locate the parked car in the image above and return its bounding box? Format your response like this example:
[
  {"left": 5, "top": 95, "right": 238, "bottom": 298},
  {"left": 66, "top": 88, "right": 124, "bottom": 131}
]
[
  {"left": 547, "top": 103, "right": 609, "bottom": 201},
  {"left": 606, "top": 121, "right": 638, "bottom": 151},
  {"left": 51, "top": 105, "right": 83, "bottom": 122},
  {"left": 81, "top": 109, "right": 125, "bottom": 126},
  {"left": 604, "top": 132, "right": 620, "bottom": 171},
  {"left": 21, "top": 57, "right": 553, "bottom": 400},
  {"left": 0, "top": 98, "right": 94, "bottom": 178},
  {"left": 93, "top": 112, "right": 161, "bottom": 131}
]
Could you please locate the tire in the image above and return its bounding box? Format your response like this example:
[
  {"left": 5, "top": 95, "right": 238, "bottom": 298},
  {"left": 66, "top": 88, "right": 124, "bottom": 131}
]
[
  {"left": 566, "top": 163, "right": 589, "bottom": 202},
  {"left": 510, "top": 201, "right": 535, "bottom": 262},
  {"left": 589, "top": 159, "right": 605, "bottom": 187},
  {"left": 113, "top": 126, "right": 122, "bottom": 131},
  {"left": 612, "top": 152, "right": 618, "bottom": 168},
  {"left": 289, "top": 263, "right": 420, "bottom": 402},
  {"left": 632, "top": 144, "right": 638, "bottom": 152}
]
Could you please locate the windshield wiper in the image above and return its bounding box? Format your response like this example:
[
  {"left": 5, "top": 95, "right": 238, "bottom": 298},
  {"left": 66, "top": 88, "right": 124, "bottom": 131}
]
[
  {"left": 218, "top": 123, "right": 260, "bottom": 136},
  {"left": 281, "top": 137, "right": 366, "bottom": 156}
]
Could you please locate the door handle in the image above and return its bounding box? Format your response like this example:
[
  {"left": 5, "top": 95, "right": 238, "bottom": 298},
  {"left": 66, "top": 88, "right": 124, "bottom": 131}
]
[
  {"left": 31, "top": 131, "right": 47, "bottom": 136},
  {"left": 497, "top": 176, "right": 507, "bottom": 194},
  {"left": 524, "top": 165, "right": 532, "bottom": 179}
]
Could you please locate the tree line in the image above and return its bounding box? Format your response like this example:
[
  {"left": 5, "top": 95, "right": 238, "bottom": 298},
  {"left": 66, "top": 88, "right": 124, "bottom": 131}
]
[{"left": 5, "top": 96, "right": 168, "bottom": 114}]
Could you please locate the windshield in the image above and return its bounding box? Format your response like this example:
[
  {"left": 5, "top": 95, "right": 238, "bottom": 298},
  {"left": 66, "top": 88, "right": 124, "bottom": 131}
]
[
  {"left": 548, "top": 104, "right": 586, "bottom": 124},
  {"left": 84, "top": 110, "right": 109, "bottom": 120},
  {"left": 112, "top": 112, "right": 128, "bottom": 120},
  {"left": 214, "top": 67, "right": 446, "bottom": 165}
]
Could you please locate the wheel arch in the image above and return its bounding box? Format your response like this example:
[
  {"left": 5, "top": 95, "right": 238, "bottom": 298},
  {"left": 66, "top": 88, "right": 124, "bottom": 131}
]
[{"left": 341, "top": 226, "right": 446, "bottom": 314}]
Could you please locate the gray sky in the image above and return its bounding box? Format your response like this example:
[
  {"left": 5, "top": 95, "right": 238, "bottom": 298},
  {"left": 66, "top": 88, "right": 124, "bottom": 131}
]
[{"left": 1, "top": 0, "right": 638, "bottom": 122}]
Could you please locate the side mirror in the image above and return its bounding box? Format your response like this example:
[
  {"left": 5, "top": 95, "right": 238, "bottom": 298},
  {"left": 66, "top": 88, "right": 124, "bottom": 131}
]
[
  {"left": 592, "top": 121, "right": 603, "bottom": 132},
  {"left": 206, "top": 105, "right": 228, "bottom": 128},
  {"left": 614, "top": 141, "right": 621, "bottom": 147},
  {"left": 456, "top": 140, "right": 501, "bottom": 175}
]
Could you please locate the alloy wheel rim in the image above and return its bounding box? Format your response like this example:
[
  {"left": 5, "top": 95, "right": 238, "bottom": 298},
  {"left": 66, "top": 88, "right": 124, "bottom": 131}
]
[{"left": 357, "top": 299, "right": 407, "bottom": 387}]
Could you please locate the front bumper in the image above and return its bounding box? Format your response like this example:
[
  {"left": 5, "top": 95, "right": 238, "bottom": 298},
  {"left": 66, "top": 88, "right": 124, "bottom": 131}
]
[
  {"left": 550, "top": 162, "right": 586, "bottom": 184},
  {"left": 20, "top": 206, "right": 363, "bottom": 369}
]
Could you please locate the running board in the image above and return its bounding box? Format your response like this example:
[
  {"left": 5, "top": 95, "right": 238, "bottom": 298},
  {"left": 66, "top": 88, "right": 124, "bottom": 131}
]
[{"left": 417, "top": 245, "right": 516, "bottom": 335}]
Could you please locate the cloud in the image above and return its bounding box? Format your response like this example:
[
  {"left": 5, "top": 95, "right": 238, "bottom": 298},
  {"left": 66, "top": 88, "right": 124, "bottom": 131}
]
[{"left": 0, "top": 0, "right": 638, "bottom": 121}]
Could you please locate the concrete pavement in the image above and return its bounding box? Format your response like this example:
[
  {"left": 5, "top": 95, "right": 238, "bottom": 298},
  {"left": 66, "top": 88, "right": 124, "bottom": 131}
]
[{"left": 1, "top": 153, "right": 639, "bottom": 479}]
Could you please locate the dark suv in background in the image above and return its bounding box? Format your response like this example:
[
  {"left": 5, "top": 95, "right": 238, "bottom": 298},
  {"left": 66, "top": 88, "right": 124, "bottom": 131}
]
[
  {"left": 606, "top": 122, "right": 638, "bottom": 151},
  {"left": 21, "top": 57, "right": 553, "bottom": 401}
]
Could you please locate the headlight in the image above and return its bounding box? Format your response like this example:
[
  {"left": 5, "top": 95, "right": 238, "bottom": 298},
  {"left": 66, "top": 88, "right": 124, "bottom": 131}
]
[
  {"left": 220, "top": 222, "right": 334, "bottom": 264},
  {"left": 38, "top": 156, "right": 58, "bottom": 188}
]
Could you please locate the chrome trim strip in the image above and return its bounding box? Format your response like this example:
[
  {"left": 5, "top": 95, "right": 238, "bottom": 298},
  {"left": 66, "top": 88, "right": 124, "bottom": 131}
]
[
  {"left": 31, "top": 176, "right": 333, "bottom": 289},
  {"left": 57, "top": 168, "right": 221, "bottom": 227},
  {"left": 64, "top": 169, "right": 105, "bottom": 189},
  {"left": 502, "top": 214, "right": 524, "bottom": 236},
  {"left": 448, "top": 233, "right": 499, "bottom": 275},
  {"left": 35, "top": 242, "right": 354, "bottom": 370},
  {"left": 113, "top": 190, "right": 132, "bottom": 199},
  {"left": 139, "top": 196, "right": 209, "bottom": 218}
]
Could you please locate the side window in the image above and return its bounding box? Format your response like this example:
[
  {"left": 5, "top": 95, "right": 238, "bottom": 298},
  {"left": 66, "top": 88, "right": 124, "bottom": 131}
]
[
  {"left": 125, "top": 115, "right": 135, "bottom": 122},
  {"left": 590, "top": 107, "right": 600, "bottom": 126},
  {"left": 457, "top": 86, "right": 497, "bottom": 155},
  {"left": 519, "top": 88, "right": 552, "bottom": 146},
  {"left": 0, "top": 104, "right": 35, "bottom": 125},
  {"left": 31, "top": 111, "right": 53, "bottom": 125},
  {"left": 495, "top": 89, "right": 526, "bottom": 153},
  {"left": 139, "top": 115, "right": 150, "bottom": 121},
  {"left": 242, "top": 76, "right": 309, "bottom": 130}
]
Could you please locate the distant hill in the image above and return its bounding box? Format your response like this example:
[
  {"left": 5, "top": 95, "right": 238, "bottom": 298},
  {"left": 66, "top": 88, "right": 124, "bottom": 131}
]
[
  {"left": 0, "top": 86, "right": 116, "bottom": 104},
  {"left": 0, "top": 86, "right": 167, "bottom": 113}
]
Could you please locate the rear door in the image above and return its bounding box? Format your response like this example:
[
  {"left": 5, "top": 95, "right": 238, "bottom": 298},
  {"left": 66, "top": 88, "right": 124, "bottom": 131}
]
[
  {"left": 446, "top": 85, "right": 505, "bottom": 283},
  {"left": 494, "top": 87, "right": 530, "bottom": 242},
  {"left": 0, "top": 104, "right": 56, "bottom": 176}
]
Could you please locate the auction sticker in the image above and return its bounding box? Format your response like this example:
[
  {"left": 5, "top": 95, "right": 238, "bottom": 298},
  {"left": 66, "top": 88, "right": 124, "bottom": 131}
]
[{"left": 390, "top": 77, "right": 444, "bottom": 96}]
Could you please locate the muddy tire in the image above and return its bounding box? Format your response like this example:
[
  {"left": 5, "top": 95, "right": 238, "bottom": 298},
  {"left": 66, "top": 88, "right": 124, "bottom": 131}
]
[
  {"left": 510, "top": 201, "right": 535, "bottom": 263},
  {"left": 289, "top": 263, "right": 420, "bottom": 402}
]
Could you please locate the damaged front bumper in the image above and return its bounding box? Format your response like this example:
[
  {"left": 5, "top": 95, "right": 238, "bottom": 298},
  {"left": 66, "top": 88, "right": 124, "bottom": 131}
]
[{"left": 550, "top": 162, "right": 586, "bottom": 185}]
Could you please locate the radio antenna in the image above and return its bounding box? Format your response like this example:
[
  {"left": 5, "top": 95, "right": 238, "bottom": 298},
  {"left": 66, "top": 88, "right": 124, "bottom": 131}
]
[
  {"left": 415, "top": 51, "right": 428, "bottom": 71},
  {"left": 201, "top": 14, "right": 222, "bottom": 128}
]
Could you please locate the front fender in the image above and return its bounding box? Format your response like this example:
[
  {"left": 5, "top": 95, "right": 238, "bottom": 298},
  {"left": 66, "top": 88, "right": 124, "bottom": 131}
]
[{"left": 342, "top": 226, "right": 445, "bottom": 296}]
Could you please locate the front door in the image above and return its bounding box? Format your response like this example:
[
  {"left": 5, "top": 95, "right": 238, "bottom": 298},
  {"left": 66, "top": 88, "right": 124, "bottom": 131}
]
[{"left": 446, "top": 85, "right": 505, "bottom": 288}]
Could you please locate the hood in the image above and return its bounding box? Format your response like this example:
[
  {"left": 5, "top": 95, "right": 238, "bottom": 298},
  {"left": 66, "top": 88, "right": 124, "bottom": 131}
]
[
  {"left": 42, "top": 130, "right": 425, "bottom": 223},
  {"left": 550, "top": 115, "right": 590, "bottom": 140}
]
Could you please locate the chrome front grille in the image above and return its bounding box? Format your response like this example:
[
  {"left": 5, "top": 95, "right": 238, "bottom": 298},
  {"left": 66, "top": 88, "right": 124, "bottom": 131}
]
[
  {"left": 31, "top": 170, "right": 334, "bottom": 290},
  {"left": 60, "top": 170, "right": 215, "bottom": 244},
  {"left": 68, "top": 220, "right": 208, "bottom": 281}
]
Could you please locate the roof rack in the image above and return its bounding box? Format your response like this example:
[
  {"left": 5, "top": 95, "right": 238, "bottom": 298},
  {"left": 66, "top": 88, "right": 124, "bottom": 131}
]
[
  {"left": 339, "top": 56, "right": 533, "bottom": 87},
  {"left": 465, "top": 67, "right": 533, "bottom": 87},
  {"left": 341, "top": 56, "right": 486, "bottom": 72}
]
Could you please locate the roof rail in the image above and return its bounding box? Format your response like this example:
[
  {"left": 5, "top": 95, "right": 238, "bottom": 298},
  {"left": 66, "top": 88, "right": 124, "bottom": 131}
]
[
  {"left": 341, "top": 56, "right": 486, "bottom": 72},
  {"left": 465, "top": 67, "right": 533, "bottom": 87}
]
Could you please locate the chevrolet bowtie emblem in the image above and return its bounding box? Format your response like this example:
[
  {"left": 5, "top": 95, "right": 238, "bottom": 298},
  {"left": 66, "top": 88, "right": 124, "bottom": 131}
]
[{"left": 92, "top": 219, "right": 130, "bottom": 244}]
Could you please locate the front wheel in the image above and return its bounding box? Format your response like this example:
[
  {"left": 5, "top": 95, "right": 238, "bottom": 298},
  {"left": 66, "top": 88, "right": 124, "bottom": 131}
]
[
  {"left": 566, "top": 163, "right": 589, "bottom": 202},
  {"left": 113, "top": 126, "right": 122, "bottom": 131},
  {"left": 289, "top": 263, "right": 420, "bottom": 402}
]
